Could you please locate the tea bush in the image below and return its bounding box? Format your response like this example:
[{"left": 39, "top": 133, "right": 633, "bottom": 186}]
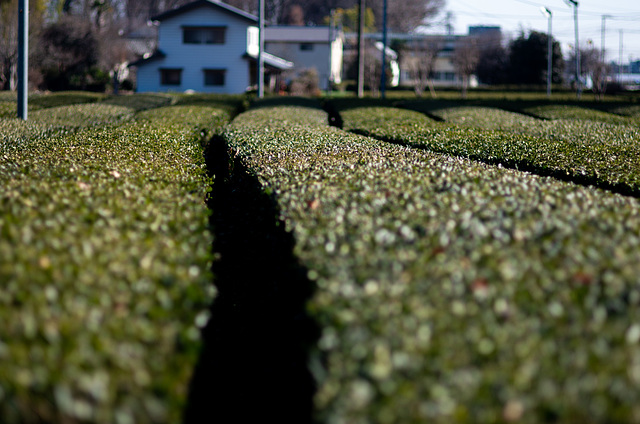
[
  {"left": 0, "top": 102, "right": 233, "bottom": 423},
  {"left": 29, "top": 103, "right": 135, "bottom": 128},
  {"left": 0, "top": 103, "right": 16, "bottom": 119},
  {"left": 521, "top": 104, "right": 633, "bottom": 124},
  {"left": 223, "top": 104, "right": 640, "bottom": 423},
  {"left": 609, "top": 104, "right": 640, "bottom": 118},
  {"left": 418, "top": 104, "right": 639, "bottom": 147},
  {"left": 100, "top": 93, "right": 174, "bottom": 111},
  {"left": 338, "top": 105, "right": 640, "bottom": 196},
  {"left": 28, "top": 92, "right": 105, "bottom": 111}
]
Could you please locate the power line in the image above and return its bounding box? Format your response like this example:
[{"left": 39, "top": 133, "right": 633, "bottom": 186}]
[{"left": 511, "top": 0, "right": 546, "bottom": 7}]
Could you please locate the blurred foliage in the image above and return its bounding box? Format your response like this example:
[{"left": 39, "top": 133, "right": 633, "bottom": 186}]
[
  {"left": 350, "top": 101, "right": 640, "bottom": 196},
  {"left": 223, "top": 100, "right": 640, "bottom": 423},
  {"left": 0, "top": 95, "right": 238, "bottom": 423},
  {"left": 2, "top": 90, "right": 640, "bottom": 423}
]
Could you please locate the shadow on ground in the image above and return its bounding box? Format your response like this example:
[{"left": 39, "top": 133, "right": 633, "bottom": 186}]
[{"left": 183, "top": 135, "right": 319, "bottom": 423}]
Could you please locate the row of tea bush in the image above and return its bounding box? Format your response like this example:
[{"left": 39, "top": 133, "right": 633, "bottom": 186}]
[
  {"left": 0, "top": 97, "right": 239, "bottom": 423},
  {"left": 223, "top": 101, "right": 640, "bottom": 423},
  {"left": 335, "top": 103, "right": 640, "bottom": 196}
]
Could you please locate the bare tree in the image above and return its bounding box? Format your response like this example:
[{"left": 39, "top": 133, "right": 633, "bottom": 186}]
[
  {"left": 99, "top": 25, "right": 131, "bottom": 93},
  {"left": 403, "top": 37, "right": 441, "bottom": 97},
  {"left": 453, "top": 36, "right": 479, "bottom": 99},
  {"left": 365, "top": 44, "right": 381, "bottom": 96},
  {"left": 368, "top": 0, "right": 444, "bottom": 33},
  {"left": 0, "top": 0, "right": 45, "bottom": 90},
  {"left": 579, "top": 46, "right": 610, "bottom": 101},
  {"left": 225, "top": 0, "right": 298, "bottom": 24},
  {"left": 284, "top": 3, "right": 304, "bottom": 25},
  {"left": 224, "top": 0, "right": 258, "bottom": 15},
  {"left": 590, "top": 62, "right": 610, "bottom": 100},
  {"left": 289, "top": 67, "right": 320, "bottom": 95},
  {"left": 0, "top": 0, "right": 18, "bottom": 90}
]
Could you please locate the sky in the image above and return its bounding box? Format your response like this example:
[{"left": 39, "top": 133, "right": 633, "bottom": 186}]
[{"left": 420, "top": 0, "right": 640, "bottom": 65}]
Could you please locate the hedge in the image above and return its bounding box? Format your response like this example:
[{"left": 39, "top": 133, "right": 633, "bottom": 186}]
[
  {"left": 29, "top": 103, "right": 135, "bottom": 128},
  {"left": 100, "top": 94, "right": 174, "bottom": 112},
  {"left": 337, "top": 105, "right": 640, "bottom": 196},
  {"left": 422, "top": 102, "right": 634, "bottom": 127},
  {"left": 0, "top": 102, "right": 233, "bottom": 423},
  {"left": 412, "top": 104, "right": 638, "bottom": 145},
  {"left": 609, "top": 104, "right": 640, "bottom": 118},
  {"left": 518, "top": 104, "right": 635, "bottom": 124},
  {"left": 223, "top": 103, "right": 640, "bottom": 423}
]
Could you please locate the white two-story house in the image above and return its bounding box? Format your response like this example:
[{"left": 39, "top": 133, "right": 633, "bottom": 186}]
[{"left": 131, "top": 0, "right": 292, "bottom": 93}]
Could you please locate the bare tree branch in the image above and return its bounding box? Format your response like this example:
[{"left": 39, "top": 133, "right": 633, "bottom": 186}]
[{"left": 453, "top": 36, "right": 479, "bottom": 99}]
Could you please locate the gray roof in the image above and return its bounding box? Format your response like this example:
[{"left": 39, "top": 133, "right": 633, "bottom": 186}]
[
  {"left": 129, "top": 50, "right": 166, "bottom": 67},
  {"left": 126, "top": 39, "right": 157, "bottom": 57},
  {"left": 245, "top": 51, "right": 294, "bottom": 70},
  {"left": 265, "top": 26, "right": 340, "bottom": 43}
]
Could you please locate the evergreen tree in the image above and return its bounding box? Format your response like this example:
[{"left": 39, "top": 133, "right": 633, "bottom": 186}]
[{"left": 508, "top": 30, "right": 563, "bottom": 85}]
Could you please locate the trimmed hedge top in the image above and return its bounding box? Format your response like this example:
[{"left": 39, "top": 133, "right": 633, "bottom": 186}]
[
  {"left": 520, "top": 104, "right": 635, "bottom": 124},
  {"left": 223, "top": 102, "right": 640, "bottom": 423},
  {"left": 0, "top": 101, "right": 233, "bottom": 423},
  {"left": 338, "top": 104, "right": 640, "bottom": 196}
]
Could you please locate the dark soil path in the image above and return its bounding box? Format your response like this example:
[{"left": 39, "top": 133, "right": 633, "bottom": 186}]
[{"left": 183, "top": 136, "right": 319, "bottom": 423}]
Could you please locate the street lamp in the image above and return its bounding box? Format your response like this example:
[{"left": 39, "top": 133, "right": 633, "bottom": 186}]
[
  {"left": 564, "top": 0, "right": 580, "bottom": 98},
  {"left": 601, "top": 14, "right": 611, "bottom": 64},
  {"left": 258, "top": 0, "right": 264, "bottom": 98},
  {"left": 17, "top": 0, "right": 28, "bottom": 120},
  {"left": 380, "top": 0, "right": 387, "bottom": 98},
  {"left": 540, "top": 7, "right": 552, "bottom": 98},
  {"left": 357, "top": 0, "right": 365, "bottom": 98}
]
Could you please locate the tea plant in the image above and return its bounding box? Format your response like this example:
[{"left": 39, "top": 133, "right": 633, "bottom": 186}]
[
  {"left": 224, "top": 104, "right": 640, "bottom": 423},
  {"left": 521, "top": 104, "right": 633, "bottom": 124},
  {"left": 0, "top": 102, "right": 233, "bottom": 423},
  {"left": 339, "top": 105, "right": 640, "bottom": 196}
]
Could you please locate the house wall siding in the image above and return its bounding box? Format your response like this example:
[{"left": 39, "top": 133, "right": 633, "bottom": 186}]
[
  {"left": 266, "top": 42, "right": 332, "bottom": 90},
  {"left": 136, "top": 5, "right": 253, "bottom": 93}
]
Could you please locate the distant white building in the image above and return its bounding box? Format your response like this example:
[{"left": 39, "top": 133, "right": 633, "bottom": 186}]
[
  {"left": 265, "top": 26, "right": 344, "bottom": 91},
  {"left": 130, "top": 0, "right": 292, "bottom": 94}
]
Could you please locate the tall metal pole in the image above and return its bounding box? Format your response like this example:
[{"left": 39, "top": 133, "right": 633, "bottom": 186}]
[
  {"left": 547, "top": 12, "right": 552, "bottom": 98},
  {"left": 380, "top": 0, "right": 387, "bottom": 98},
  {"left": 328, "top": 9, "right": 334, "bottom": 94},
  {"left": 257, "top": 0, "right": 264, "bottom": 98},
  {"left": 570, "top": 0, "right": 580, "bottom": 98},
  {"left": 17, "top": 0, "right": 28, "bottom": 120},
  {"left": 618, "top": 29, "right": 623, "bottom": 83},
  {"left": 357, "top": 0, "right": 365, "bottom": 98},
  {"left": 541, "top": 7, "right": 552, "bottom": 98},
  {"left": 601, "top": 15, "right": 610, "bottom": 64}
]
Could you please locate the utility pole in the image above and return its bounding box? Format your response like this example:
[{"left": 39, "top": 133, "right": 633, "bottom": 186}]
[
  {"left": 445, "top": 11, "right": 453, "bottom": 36},
  {"left": 601, "top": 15, "right": 611, "bottom": 64},
  {"left": 618, "top": 29, "right": 623, "bottom": 83},
  {"left": 17, "top": 0, "right": 28, "bottom": 120},
  {"left": 565, "top": 0, "right": 580, "bottom": 98},
  {"left": 258, "top": 0, "right": 264, "bottom": 98},
  {"left": 380, "top": 0, "right": 387, "bottom": 98},
  {"left": 540, "top": 7, "right": 552, "bottom": 98},
  {"left": 357, "top": 0, "right": 365, "bottom": 98}
]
